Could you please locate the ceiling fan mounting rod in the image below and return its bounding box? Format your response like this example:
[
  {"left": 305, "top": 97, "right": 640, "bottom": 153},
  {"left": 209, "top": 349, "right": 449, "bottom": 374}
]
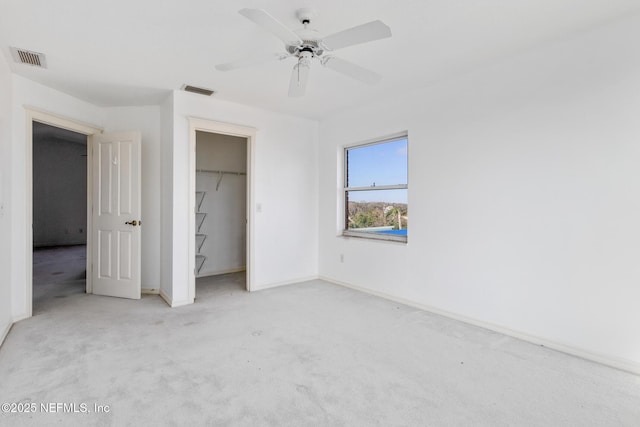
[{"left": 296, "top": 8, "right": 316, "bottom": 26}]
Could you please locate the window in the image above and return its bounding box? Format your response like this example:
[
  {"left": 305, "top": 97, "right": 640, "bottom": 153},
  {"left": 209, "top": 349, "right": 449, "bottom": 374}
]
[{"left": 343, "top": 134, "right": 408, "bottom": 242}]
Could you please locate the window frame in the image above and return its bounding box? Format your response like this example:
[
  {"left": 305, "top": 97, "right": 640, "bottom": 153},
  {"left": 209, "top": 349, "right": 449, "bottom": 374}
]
[{"left": 342, "top": 132, "right": 408, "bottom": 243}]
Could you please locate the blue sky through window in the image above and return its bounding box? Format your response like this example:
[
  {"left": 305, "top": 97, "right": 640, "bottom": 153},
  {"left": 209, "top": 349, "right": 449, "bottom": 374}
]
[{"left": 347, "top": 138, "right": 407, "bottom": 203}]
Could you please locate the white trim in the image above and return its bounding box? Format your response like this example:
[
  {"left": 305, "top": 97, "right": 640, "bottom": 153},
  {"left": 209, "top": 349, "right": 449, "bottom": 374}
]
[
  {"left": 86, "top": 136, "right": 94, "bottom": 294},
  {"left": 11, "top": 313, "right": 30, "bottom": 323},
  {"left": 342, "top": 131, "right": 408, "bottom": 150},
  {"left": 0, "top": 321, "right": 12, "bottom": 347},
  {"left": 159, "top": 289, "right": 193, "bottom": 308},
  {"left": 346, "top": 184, "right": 408, "bottom": 192},
  {"left": 25, "top": 106, "right": 103, "bottom": 135},
  {"left": 342, "top": 230, "right": 407, "bottom": 243},
  {"left": 319, "top": 275, "right": 640, "bottom": 376},
  {"left": 251, "top": 275, "right": 319, "bottom": 292},
  {"left": 188, "top": 118, "right": 256, "bottom": 302},
  {"left": 159, "top": 289, "right": 172, "bottom": 306},
  {"left": 171, "top": 299, "right": 194, "bottom": 307},
  {"left": 25, "top": 108, "right": 102, "bottom": 319},
  {"left": 141, "top": 288, "right": 160, "bottom": 295}
]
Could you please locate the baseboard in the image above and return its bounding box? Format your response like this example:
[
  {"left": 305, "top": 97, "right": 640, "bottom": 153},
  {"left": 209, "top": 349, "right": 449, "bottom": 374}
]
[
  {"left": 251, "top": 275, "right": 319, "bottom": 292},
  {"left": 12, "top": 313, "right": 30, "bottom": 323},
  {"left": 169, "top": 298, "right": 194, "bottom": 307},
  {"left": 159, "top": 289, "right": 193, "bottom": 308},
  {"left": 159, "top": 289, "right": 172, "bottom": 307},
  {"left": 0, "top": 320, "right": 12, "bottom": 348},
  {"left": 197, "top": 267, "right": 246, "bottom": 278},
  {"left": 319, "top": 275, "right": 640, "bottom": 376},
  {"left": 142, "top": 288, "right": 160, "bottom": 295}
]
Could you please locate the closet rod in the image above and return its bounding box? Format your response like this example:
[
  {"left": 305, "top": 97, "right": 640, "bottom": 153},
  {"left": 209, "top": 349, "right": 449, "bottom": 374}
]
[{"left": 196, "top": 168, "right": 246, "bottom": 176}]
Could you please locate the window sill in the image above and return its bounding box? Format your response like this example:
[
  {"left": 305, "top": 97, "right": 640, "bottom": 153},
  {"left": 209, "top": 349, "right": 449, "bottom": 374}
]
[{"left": 341, "top": 230, "right": 408, "bottom": 244}]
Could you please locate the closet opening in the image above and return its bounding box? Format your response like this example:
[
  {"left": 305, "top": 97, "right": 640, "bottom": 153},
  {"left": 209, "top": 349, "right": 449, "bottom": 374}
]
[{"left": 194, "top": 130, "right": 249, "bottom": 299}]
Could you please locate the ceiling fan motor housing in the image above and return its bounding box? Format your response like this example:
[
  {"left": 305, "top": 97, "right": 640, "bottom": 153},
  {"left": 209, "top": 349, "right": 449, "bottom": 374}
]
[
  {"left": 287, "top": 39, "right": 323, "bottom": 58},
  {"left": 287, "top": 24, "right": 325, "bottom": 58}
]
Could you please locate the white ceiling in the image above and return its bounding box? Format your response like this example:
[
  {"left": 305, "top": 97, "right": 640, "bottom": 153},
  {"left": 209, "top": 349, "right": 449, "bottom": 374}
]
[{"left": 1, "top": 0, "right": 639, "bottom": 120}]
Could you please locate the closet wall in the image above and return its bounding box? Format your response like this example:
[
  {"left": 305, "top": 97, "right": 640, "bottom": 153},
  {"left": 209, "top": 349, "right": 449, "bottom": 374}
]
[
  {"left": 32, "top": 124, "right": 87, "bottom": 247},
  {"left": 195, "top": 131, "right": 247, "bottom": 277}
]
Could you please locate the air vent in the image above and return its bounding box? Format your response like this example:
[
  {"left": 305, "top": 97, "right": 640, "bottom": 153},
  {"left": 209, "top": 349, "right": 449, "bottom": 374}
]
[
  {"left": 10, "top": 47, "right": 47, "bottom": 68},
  {"left": 182, "top": 84, "right": 215, "bottom": 96}
]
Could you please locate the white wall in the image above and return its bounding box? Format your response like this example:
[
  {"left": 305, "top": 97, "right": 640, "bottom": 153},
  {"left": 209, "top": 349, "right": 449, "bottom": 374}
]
[
  {"left": 10, "top": 76, "right": 105, "bottom": 320},
  {"left": 167, "top": 91, "right": 318, "bottom": 304},
  {"left": 0, "top": 52, "right": 13, "bottom": 343},
  {"left": 103, "top": 106, "right": 162, "bottom": 292},
  {"left": 318, "top": 15, "right": 640, "bottom": 373},
  {"left": 196, "top": 132, "right": 247, "bottom": 276},
  {"left": 160, "top": 93, "right": 174, "bottom": 301},
  {"left": 196, "top": 132, "right": 247, "bottom": 172}
]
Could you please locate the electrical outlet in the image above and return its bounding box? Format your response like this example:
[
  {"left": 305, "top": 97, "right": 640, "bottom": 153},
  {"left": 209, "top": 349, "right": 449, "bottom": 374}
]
[{"left": 340, "top": 254, "right": 344, "bottom": 263}]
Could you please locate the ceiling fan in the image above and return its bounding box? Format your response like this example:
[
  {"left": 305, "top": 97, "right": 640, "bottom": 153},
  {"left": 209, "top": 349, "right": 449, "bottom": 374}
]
[{"left": 216, "top": 8, "right": 392, "bottom": 97}]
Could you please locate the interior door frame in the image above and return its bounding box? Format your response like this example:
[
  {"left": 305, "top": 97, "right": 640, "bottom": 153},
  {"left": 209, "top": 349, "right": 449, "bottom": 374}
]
[
  {"left": 25, "top": 107, "right": 102, "bottom": 317},
  {"left": 188, "top": 118, "right": 256, "bottom": 299}
]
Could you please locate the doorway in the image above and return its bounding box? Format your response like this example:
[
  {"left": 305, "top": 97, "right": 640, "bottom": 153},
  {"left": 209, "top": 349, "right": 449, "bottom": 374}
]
[
  {"left": 25, "top": 109, "right": 101, "bottom": 318},
  {"left": 31, "top": 122, "right": 88, "bottom": 314},
  {"left": 194, "top": 131, "right": 247, "bottom": 298},
  {"left": 188, "top": 118, "right": 256, "bottom": 301},
  {"left": 25, "top": 110, "right": 142, "bottom": 317}
]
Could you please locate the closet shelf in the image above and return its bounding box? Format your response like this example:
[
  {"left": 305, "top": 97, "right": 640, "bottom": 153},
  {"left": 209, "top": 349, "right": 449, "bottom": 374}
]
[
  {"left": 195, "top": 255, "right": 206, "bottom": 274},
  {"left": 196, "top": 169, "right": 246, "bottom": 176},
  {"left": 196, "top": 167, "right": 246, "bottom": 277},
  {"left": 196, "top": 212, "right": 207, "bottom": 232},
  {"left": 196, "top": 191, "right": 206, "bottom": 211},
  {"left": 196, "top": 233, "right": 207, "bottom": 252},
  {"left": 195, "top": 188, "right": 207, "bottom": 271}
]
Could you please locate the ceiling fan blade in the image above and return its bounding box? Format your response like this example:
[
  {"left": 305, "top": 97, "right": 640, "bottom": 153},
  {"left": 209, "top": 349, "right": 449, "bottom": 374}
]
[
  {"left": 321, "top": 57, "right": 381, "bottom": 85},
  {"left": 216, "top": 53, "right": 287, "bottom": 71},
  {"left": 321, "top": 20, "right": 391, "bottom": 51},
  {"left": 239, "top": 8, "right": 303, "bottom": 46},
  {"left": 288, "top": 62, "right": 310, "bottom": 97}
]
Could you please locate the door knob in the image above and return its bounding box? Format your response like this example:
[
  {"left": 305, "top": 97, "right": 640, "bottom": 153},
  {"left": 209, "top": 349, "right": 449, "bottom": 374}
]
[{"left": 125, "top": 220, "right": 139, "bottom": 226}]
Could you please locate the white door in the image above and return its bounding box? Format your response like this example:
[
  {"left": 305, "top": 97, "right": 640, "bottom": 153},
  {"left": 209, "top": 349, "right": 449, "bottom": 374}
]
[{"left": 91, "top": 131, "right": 141, "bottom": 299}]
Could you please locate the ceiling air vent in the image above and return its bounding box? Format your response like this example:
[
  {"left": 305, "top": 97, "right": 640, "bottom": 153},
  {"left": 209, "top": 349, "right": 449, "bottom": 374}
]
[
  {"left": 10, "top": 47, "right": 47, "bottom": 68},
  {"left": 182, "top": 84, "right": 215, "bottom": 96}
]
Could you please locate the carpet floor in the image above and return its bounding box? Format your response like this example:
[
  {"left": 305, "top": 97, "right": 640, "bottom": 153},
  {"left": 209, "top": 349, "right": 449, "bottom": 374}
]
[{"left": 1, "top": 250, "right": 639, "bottom": 426}]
